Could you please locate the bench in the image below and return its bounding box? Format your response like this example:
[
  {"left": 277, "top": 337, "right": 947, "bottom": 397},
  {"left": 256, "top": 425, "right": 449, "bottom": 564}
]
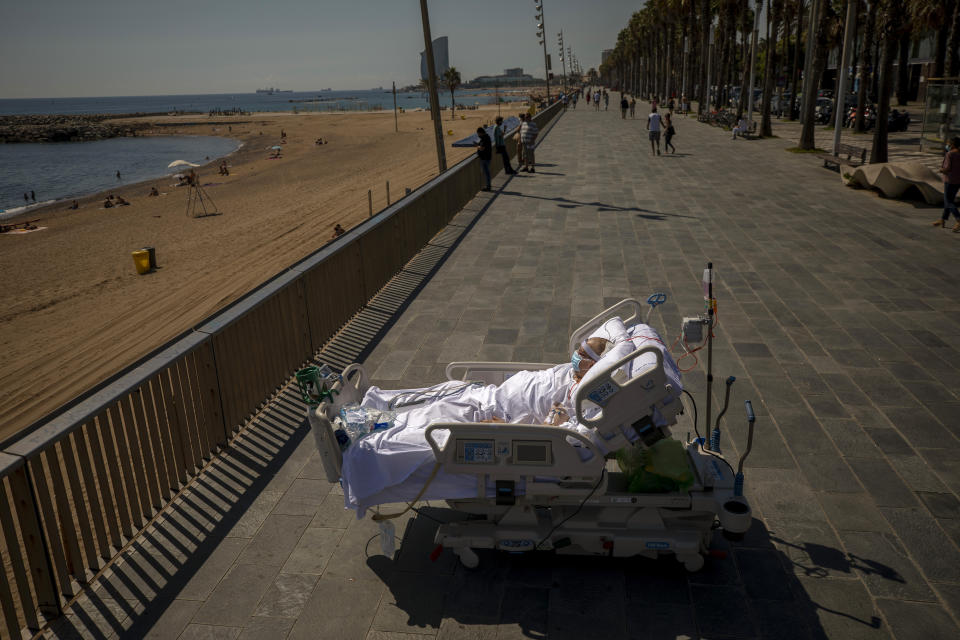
[{"left": 818, "top": 143, "right": 868, "bottom": 171}]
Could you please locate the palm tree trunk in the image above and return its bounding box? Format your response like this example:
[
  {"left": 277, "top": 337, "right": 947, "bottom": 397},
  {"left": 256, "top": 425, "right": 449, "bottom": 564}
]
[
  {"left": 872, "top": 0, "right": 905, "bottom": 163},
  {"left": 737, "top": 0, "right": 753, "bottom": 120},
  {"left": 895, "top": 30, "right": 910, "bottom": 106},
  {"left": 948, "top": 0, "right": 960, "bottom": 76},
  {"left": 855, "top": 0, "right": 877, "bottom": 132},
  {"left": 761, "top": 0, "right": 779, "bottom": 136},
  {"left": 799, "top": 0, "right": 829, "bottom": 149},
  {"left": 700, "top": 0, "right": 711, "bottom": 112},
  {"left": 788, "top": 0, "right": 804, "bottom": 119}
]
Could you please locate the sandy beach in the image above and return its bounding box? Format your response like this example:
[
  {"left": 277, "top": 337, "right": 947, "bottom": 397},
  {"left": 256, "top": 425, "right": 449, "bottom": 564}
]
[{"left": 0, "top": 105, "right": 516, "bottom": 442}]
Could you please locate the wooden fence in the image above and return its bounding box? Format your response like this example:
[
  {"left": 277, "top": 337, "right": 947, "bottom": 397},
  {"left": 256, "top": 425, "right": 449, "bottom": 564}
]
[{"left": 0, "top": 101, "right": 563, "bottom": 637}]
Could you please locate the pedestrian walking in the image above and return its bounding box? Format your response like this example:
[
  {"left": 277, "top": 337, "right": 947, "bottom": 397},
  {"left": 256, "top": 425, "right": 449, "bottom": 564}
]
[
  {"left": 475, "top": 127, "right": 493, "bottom": 191},
  {"left": 520, "top": 114, "right": 539, "bottom": 172},
  {"left": 116, "top": 170, "right": 121, "bottom": 180},
  {"left": 514, "top": 111, "right": 527, "bottom": 168},
  {"left": 586, "top": 91, "right": 591, "bottom": 106},
  {"left": 493, "top": 116, "right": 515, "bottom": 175},
  {"left": 603, "top": 91, "right": 609, "bottom": 111},
  {"left": 594, "top": 91, "right": 601, "bottom": 111},
  {"left": 629, "top": 97, "right": 636, "bottom": 118},
  {"left": 620, "top": 95, "right": 629, "bottom": 119},
  {"left": 647, "top": 107, "right": 662, "bottom": 156},
  {"left": 23, "top": 193, "right": 28, "bottom": 204},
  {"left": 30, "top": 190, "right": 35, "bottom": 202},
  {"left": 934, "top": 136, "right": 960, "bottom": 232},
  {"left": 663, "top": 113, "right": 676, "bottom": 153}
]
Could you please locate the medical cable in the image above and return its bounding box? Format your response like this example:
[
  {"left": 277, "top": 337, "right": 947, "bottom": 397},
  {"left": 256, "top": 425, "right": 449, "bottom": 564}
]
[
  {"left": 681, "top": 389, "right": 701, "bottom": 442},
  {"left": 534, "top": 468, "right": 606, "bottom": 551}
]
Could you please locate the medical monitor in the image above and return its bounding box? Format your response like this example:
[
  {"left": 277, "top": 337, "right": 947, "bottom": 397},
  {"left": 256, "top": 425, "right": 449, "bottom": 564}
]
[
  {"left": 512, "top": 440, "right": 552, "bottom": 465},
  {"left": 457, "top": 439, "right": 495, "bottom": 464}
]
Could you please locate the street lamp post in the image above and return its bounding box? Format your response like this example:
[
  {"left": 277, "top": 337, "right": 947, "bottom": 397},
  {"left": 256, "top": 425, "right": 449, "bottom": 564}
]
[
  {"left": 535, "top": 1, "right": 551, "bottom": 102},
  {"left": 419, "top": 0, "right": 446, "bottom": 173},
  {"left": 558, "top": 31, "right": 568, "bottom": 95}
]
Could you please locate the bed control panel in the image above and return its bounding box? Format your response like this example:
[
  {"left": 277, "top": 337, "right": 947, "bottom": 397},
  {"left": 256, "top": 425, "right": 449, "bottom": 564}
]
[
  {"left": 457, "top": 439, "right": 495, "bottom": 464},
  {"left": 455, "top": 439, "right": 553, "bottom": 466},
  {"left": 429, "top": 424, "right": 604, "bottom": 480}
]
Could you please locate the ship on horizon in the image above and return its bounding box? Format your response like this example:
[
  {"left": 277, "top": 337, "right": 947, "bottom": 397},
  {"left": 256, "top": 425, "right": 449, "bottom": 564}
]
[{"left": 256, "top": 87, "right": 294, "bottom": 95}]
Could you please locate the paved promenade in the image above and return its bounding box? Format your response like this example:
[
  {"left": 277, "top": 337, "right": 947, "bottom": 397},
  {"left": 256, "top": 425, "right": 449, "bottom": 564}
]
[{"left": 46, "top": 99, "right": 960, "bottom": 639}]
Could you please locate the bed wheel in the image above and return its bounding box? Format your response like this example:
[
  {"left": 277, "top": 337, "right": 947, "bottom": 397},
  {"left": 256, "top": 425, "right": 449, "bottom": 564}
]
[
  {"left": 679, "top": 553, "right": 704, "bottom": 572},
  {"left": 457, "top": 547, "right": 479, "bottom": 569}
]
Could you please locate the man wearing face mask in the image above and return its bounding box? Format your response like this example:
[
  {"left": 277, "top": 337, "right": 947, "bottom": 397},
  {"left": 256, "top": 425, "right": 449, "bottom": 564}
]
[
  {"left": 570, "top": 337, "right": 612, "bottom": 381},
  {"left": 934, "top": 137, "right": 960, "bottom": 232}
]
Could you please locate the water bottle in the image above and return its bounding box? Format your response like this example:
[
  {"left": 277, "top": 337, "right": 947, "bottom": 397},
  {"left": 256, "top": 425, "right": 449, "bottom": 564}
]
[
  {"left": 332, "top": 416, "right": 351, "bottom": 451},
  {"left": 339, "top": 403, "right": 369, "bottom": 440},
  {"left": 371, "top": 409, "right": 397, "bottom": 432},
  {"left": 378, "top": 520, "right": 396, "bottom": 557}
]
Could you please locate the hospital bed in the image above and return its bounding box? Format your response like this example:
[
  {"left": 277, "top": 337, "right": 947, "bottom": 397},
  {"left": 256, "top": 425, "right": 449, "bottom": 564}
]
[{"left": 305, "top": 297, "right": 757, "bottom": 571}]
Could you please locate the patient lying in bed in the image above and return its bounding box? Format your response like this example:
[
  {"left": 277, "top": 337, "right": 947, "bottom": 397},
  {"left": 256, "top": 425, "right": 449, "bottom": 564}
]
[{"left": 341, "top": 317, "right": 682, "bottom": 515}]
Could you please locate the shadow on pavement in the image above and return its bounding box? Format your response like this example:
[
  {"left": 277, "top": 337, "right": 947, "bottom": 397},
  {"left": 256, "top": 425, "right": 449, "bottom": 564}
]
[
  {"left": 45, "top": 396, "right": 312, "bottom": 639},
  {"left": 499, "top": 191, "right": 696, "bottom": 220},
  {"left": 368, "top": 508, "right": 896, "bottom": 639}
]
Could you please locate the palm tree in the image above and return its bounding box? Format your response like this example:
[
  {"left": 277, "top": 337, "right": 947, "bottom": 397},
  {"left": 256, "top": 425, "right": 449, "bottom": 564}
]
[
  {"left": 872, "top": 0, "right": 908, "bottom": 162},
  {"left": 798, "top": 0, "right": 837, "bottom": 149},
  {"left": 950, "top": 0, "right": 960, "bottom": 76},
  {"left": 443, "top": 68, "right": 461, "bottom": 120}
]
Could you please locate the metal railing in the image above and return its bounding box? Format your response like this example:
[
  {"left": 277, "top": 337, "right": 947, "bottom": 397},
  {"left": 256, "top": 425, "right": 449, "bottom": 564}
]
[{"left": 0, "top": 101, "right": 563, "bottom": 637}]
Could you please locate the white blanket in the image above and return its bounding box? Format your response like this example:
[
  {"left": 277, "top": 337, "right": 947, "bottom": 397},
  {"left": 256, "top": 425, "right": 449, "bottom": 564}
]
[{"left": 341, "top": 323, "right": 682, "bottom": 515}]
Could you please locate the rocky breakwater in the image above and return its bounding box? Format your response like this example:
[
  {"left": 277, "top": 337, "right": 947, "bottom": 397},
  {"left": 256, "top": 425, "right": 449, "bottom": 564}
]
[{"left": 0, "top": 113, "right": 159, "bottom": 143}]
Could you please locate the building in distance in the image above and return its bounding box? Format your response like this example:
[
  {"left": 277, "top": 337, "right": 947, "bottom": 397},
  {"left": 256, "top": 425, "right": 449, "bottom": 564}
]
[{"left": 420, "top": 36, "right": 450, "bottom": 82}]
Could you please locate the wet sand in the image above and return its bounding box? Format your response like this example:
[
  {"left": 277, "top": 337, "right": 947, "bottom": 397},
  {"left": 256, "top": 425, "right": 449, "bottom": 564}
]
[{"left": 0, "top": 105, "right": 514, "bottom": 441}]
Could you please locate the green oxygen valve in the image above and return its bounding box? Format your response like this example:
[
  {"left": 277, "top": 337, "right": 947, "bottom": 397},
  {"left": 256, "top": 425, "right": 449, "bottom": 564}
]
[{"left": 295, "top": 364, "right": 339, "bottom": 405}]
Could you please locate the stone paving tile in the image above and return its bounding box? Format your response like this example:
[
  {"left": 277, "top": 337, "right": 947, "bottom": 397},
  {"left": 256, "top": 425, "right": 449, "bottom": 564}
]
[{"left": 875, "top": 599, "right": 960, "bottom": 640}]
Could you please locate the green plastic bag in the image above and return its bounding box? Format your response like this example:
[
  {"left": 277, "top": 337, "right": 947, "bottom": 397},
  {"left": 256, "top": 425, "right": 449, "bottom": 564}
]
[{"left": 616, "top": 439, "right": 694, "bottom": 493}]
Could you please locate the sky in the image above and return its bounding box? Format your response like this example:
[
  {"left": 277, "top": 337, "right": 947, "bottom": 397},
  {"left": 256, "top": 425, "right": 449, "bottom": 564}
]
[{"left": 0, "top": 0, "right": 644, "bottom": 99}]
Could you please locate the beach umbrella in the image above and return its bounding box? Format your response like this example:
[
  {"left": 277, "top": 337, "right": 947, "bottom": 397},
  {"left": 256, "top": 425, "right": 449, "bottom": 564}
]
[{"left": 168, "top": 160, "right": 200, "bottom": 168}]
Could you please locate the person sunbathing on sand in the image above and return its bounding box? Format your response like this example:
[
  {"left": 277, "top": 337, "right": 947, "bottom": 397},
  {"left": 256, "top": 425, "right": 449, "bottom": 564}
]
[
  {"left": 330, "top": 223, "right": 346, "bottom": 239},
  {"left": 148, "top": 187, "right": 159, "bottom": 196},
  {"left": 103, "top": 199, "right": 114, "bottom": 208},
  {"left": 115, "top": 196, "right": 130, "bottom": 206}
]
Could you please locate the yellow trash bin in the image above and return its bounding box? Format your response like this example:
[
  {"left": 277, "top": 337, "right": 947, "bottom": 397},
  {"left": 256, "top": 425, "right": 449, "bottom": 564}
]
[{"left": 132, "top": 249, "right": 151, "bottom": 274}]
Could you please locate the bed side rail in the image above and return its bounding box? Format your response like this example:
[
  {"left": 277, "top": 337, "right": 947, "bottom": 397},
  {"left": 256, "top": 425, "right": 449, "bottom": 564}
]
[
  {"left": 305, "top": 363, "right": 370, "bottom": 483},
  {"left": 568, "top": 298, "right": 642, "bottom": 353},
  {"left": 445, "top": 362, "right": 555, "bottom": 384},
  {"left": 573, "top": 346, "right": 680, "bottom": 448}
]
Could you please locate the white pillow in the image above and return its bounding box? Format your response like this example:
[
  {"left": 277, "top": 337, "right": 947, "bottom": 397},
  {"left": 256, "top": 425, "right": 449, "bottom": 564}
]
[
  {"left": 588, "top": 317, "right": 629, "bottom": 344},
  {"left": 579, "top": 339, "right": 636, "bottom": 389}
]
